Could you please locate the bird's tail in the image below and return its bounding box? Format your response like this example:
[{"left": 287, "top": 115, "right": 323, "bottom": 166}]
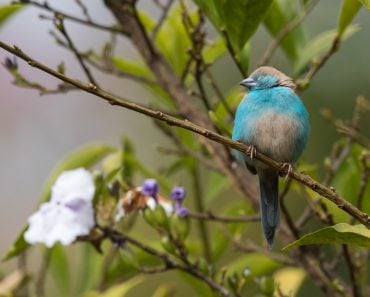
[{"left": 258, "top": 171, "right": 279, "bottom": 248}]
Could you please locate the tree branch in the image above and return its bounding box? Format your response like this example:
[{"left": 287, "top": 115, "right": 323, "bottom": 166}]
[
  {"left": 188, "top": 211, "right": 260, "bottom": 223},
  {"left": 297, "top": 35, "right": 341, "bottom": 91},
  {"left": 100, "top": 226, "right": 232, "bottom": 297},
  {"left": 0, "top": 40, "right": 369, "bottom": 227},
  {"left": 54, "top": 15, "right": 98, "bottom": 86},
  {"left": 17, "top": 0, "right": 124, "bottom": 34}
]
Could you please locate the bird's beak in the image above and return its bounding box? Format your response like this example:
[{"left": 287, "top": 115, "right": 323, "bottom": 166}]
[{"left": 240, "top": 77, "right": 257, "bottom": 88}]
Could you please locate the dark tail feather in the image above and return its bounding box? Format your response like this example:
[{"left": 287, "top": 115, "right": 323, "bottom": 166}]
[{"left": 258, "top": 171, "right": 279, "bottom": 248}]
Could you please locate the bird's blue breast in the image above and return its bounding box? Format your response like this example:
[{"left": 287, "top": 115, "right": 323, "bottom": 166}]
[{"left": 232, "top": 86, "right": 309, "bottom": 164}]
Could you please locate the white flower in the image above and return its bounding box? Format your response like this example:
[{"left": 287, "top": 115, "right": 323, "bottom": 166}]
[
  {"left": 146, "top": 197, "right": 174, "bottom": 216},
  {"left": 24, "top": 168, "right": 95, "bottom": 247}
]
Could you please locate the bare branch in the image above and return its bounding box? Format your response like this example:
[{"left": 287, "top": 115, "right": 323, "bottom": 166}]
[
  {"left": 54, "top": 15, "right": 98, "bottom": 86},
  {"left": 74, "top": 0, "right": 92, "bottom": 21},
  {"left": 16, "top": 0, "right": 124, "bottom": 34}
]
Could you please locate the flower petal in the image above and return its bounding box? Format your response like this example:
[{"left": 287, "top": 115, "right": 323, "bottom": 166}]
[{"left": 51, "top": 168, "right": 95, "bottom": 203}]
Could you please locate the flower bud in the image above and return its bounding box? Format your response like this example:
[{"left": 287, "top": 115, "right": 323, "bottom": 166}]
[
  {"left": 142, "top": 179, "right": 159, "bottom": 197},
  {"left": 161, "top": 236, "right": 176, "bottom": 255},
  {"left": 171, "top": 214, "right": 190, "bottom": 241},
  {"left": 171, "top": 186, "right": 185, "bottom": 202}
]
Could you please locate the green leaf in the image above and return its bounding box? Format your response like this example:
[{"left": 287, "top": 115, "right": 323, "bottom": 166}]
[
  {"left": 50, "top": 245, "right": 70, "bottom": 296},
  {"left": 221, "top": 0, "right": 274, "bottom": 52},
  {"left": 120, "top": 140, "right": 172, "bottom": 192},
  {"left": 214, "top": 86, "right": 242, "bottom": 122},
  {"left": 202, "top": 37, "right": 227, "bottom": 64},
  {"left": 357, "top": 0, "right": 370, "bottom": 9},
  {"left": 81, "top": 276, "right": 144, "bottom": 297},
  {"left": 273, "top": 267, "right": 306, "bottom": 297},
  {"left": 112, "top": 57, "right": 172, "bottom": 105},
  {"left": 204, "top": 171, "right": 230, "bottom": 203},
  {"left": 283, "top": 223, "right": 370, "bottom": 250},
  {"left": 264, "top": 0, "right": 306, "bottom": 61},
  {"left": 122, "top": 138, "right": 135, "bottom": 182},
  {"left": 239, "top": 42, "right": 250, "bottom": 74},
  {"left": 39, "top": 144, "right": 115, "bottom": 202},
  {"left": 2, "top": 226, "right": 29, "bottom": 261},
  {"left": 209, "top": 111, "right": 232, "bottom": 137},
  {"left": 212, "top": 202, "right": 253, "bottom": 260},
  {"left": 177, "top": 271, "right": 214, "bottom": 297},
  {"left": 338, "top": 0, "right": 362, "bottom": 36},
  {"left": 112, "top": 57, "right": 154, "bottom": 80},
  {"left": 77, "top": 243, "right": 105, "bottom": 294},
  {"left": 193, "top": 0, "right": 223, "bottom": 28},
  {"left": 137, "top": 10, "right": 156, "bottom": 32},
  {"left": 0, "top": 4, "right": 22, "bottom": 28},
  {"left": 294, "top": 24, "right": 360, "bottom": 75},
  {"left": 226, "top": 253, "right": 280, "bottom": 278},
  {"left": 195, "top": 0, "right": 273, "bottom": 52},
  {"left": 155, "top": 4, "right": 194, "bottom": 75},
  {"left": 329, "top": 144, "right": 369, "bottom": 221}
]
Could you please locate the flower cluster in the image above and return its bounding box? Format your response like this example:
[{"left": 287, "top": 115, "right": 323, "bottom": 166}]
[
  {"left": 24, "top": 168, "right": 95, "bottom": 247},
  {"left": 24, "top": 170, "right": 189, "bottom": 247},
  {"left": 115, "top": 179, "right": 188, "bottom": 221}
]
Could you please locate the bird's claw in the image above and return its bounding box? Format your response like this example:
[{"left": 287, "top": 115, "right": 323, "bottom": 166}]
[
  {"left": 247, "top": 145, "right": 257, "bottom": 160},
  {"left": 280, "top": 163, "right": 293, "bottom": 180}
]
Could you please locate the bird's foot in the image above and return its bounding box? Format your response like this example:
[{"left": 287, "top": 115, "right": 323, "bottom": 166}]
[
  {"left": 247, "top": 145, "right": 257, "bottom": 160},
  {"left": 280, "top": 163, "right": 293, "bottom": 180}
]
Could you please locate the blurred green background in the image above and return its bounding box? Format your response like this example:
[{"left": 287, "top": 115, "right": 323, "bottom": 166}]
[{"left": 0, "top": 1, "right": 369, "bottom": 296}]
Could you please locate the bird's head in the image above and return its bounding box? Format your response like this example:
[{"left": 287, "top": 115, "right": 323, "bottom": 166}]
[{"left": 240, "top": 66, "right": 296, "bottom": 91}]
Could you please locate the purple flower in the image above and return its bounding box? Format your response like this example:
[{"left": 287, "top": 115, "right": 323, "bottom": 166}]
[
  {"left": 176, "top": 206, "right": 189, "bottom": 218},
  {"left": 141, "top": 179, "right": 159, "bottom": 197},
  {"left": 171, "top": 186, "right": 185, "bottom": 202}
]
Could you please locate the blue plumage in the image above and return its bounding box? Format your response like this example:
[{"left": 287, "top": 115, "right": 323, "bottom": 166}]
[{"left": 232, "top": 66, "right": 310, "bottom": 247}]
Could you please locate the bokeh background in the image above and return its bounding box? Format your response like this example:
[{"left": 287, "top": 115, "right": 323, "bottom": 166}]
[{"left": 1, "top": 0, "right": 370, "bottom": 295}]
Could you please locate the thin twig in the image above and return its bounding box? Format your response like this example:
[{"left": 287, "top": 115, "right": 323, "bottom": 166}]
[
  {"left": 100, "top": 226, "right": 232, "bottom": 297},
  {"left": 181, "top": 5, "right": 212, "bottom": 111},
  {"left": 342, "top": 245, "right": 362, "bottom": 297},
  {"left": 18, "top": 0, "right": 124, "bottom": 34},
  {"left": 353, "top": 152, "right": 370, "bottom": 223},
  {"left": 156, "top": 146, "right": 221, "bottom": 172},
  {"left": 35, "top": 249, "right": 51, "bottom": 297},
  {"left": 55, "top": 16, "right": 98, "bottom": 86},
  {"left": 74, "top": 0, "right": 91, "bottom": 21},
  {"left": 1, "top": 41, "right": 369, "bottom": 227},
  {"left": 206, "top": 69, "right": 234, "bottom": 118},
  {"left": 191, "top": 163, "right": 212, "bottom": 262},
  {"left": 152, "top": 0, "right": 174, "bottom": 38},
  {"left": 86, "top": 56, "right": 157, "bottom": 85},
  {"left": 220, "top": 29, "right": 246, "bottom": 77},
  {"left": 188, "top": 211, "right": 260, "bottom": 223},
  {"left": 297, "top": 35, "right": 341, "bottom": 92},
  {"left": 232, "top": 238, "right": 294, "bottom": 266},
  {"left": 258, "top": 0, "right": 318, "bottom": 66}
]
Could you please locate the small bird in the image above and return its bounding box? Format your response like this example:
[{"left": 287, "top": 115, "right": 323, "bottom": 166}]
[{"left": 232, "top": 66, "right": 310, "bottom": 247}]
